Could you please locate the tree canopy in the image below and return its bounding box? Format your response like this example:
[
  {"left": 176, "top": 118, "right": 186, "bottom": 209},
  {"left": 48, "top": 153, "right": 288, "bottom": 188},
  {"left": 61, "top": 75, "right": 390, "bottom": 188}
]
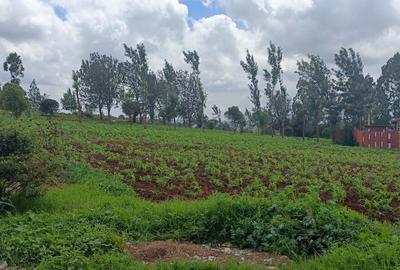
[
  {"left": 3, "top": 52, "right": 24, "bottom": 85},
  {"left": 0, "top": 83, "right": 30, "bottom": 117},
  {"left": 40, "top": 99, "right": 59, "bottom": 115}
]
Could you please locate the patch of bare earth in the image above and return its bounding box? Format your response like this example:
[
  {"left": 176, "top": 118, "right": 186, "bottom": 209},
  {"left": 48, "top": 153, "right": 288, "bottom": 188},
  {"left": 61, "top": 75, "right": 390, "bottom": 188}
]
[{"left": 124, "top": 240, "right": 290, "bottom": 269}]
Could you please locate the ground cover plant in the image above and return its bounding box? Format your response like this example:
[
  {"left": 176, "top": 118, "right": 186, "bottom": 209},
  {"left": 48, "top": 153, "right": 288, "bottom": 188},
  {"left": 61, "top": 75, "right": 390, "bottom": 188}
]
[
  {"left": 58, "top": 117, "right": 400, "bottom": 222},
  {"left": 0, "top": 113, "right": 400, "bottom": 270}
]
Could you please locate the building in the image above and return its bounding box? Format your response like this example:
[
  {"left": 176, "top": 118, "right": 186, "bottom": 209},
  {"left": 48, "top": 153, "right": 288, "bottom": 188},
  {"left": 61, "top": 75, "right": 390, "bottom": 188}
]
[{"left": 354, "top": 119, "right": 400, "bottom": 149}]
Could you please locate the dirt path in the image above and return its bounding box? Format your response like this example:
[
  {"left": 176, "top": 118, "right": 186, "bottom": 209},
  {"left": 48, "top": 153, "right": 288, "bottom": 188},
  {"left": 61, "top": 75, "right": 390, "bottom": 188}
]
[{"left": 124, "top": 240, "right": 291, "bottom": 269}]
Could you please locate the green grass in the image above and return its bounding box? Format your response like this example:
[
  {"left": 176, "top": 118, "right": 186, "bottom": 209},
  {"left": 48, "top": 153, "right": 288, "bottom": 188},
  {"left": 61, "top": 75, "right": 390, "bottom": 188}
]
[
  {"left": 0, "top": 162, "right": 399, "bottom": 269},
  {"left": 1, "top": 113, "right": 400, "bottom": 269}
]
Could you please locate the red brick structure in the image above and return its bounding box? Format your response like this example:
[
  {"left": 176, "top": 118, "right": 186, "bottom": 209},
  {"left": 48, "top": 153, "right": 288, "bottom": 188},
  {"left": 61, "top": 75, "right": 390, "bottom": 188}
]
[{"left": 354, "top": 119, "right": 400, "bottom": 150}]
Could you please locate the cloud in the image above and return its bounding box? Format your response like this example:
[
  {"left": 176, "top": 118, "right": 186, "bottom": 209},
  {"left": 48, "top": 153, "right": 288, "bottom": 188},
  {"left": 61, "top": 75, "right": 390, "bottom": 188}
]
[
  {"left": 1, "top": 0, "right": 400, "bottom": 116},
  {"left": 201, "top": 0, "right": 215, "bottom": 7}
]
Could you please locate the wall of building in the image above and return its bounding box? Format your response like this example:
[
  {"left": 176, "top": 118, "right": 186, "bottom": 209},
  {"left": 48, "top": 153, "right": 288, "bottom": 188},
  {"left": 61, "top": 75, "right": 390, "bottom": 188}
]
[{"left": 354, "top": 128, "right": 399, "bottom": 149}]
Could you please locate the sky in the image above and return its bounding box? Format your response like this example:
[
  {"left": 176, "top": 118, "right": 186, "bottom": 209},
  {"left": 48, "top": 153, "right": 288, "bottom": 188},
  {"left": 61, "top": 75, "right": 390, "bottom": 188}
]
[{"left": 1, "top": 0, "right": 400, "bottom": 115}]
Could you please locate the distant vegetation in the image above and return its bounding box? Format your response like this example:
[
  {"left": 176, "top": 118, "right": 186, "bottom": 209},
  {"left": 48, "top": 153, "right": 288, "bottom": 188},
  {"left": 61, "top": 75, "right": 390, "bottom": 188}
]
[{"left": 2, "top": 42, "right": 400, "bottom": 143}]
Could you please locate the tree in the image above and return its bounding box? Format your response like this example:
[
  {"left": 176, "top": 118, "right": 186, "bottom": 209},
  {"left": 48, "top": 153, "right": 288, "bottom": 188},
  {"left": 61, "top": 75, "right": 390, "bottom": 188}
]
[
  {"left": 177, "top": 70, "right": 196, "bottom": 127},
  {"left": 159, "top": 61, "right": 179, "bottom": 126},
  {"left": 378, "top": 52, "right": 400, "bottom": 119},
  {"left": 333, "top": 48, "right": 371, "bottom": 128},
  {"left": 273, "top": 89, "right": 291, "bottom": 137},
  {"left": 79, "top": 53, "right": 106, "bottom": 118},
  {"left": 244, "top": 108, "right": 255, "bottom": 130},
  {"left": 224, "top": 106, "right": 245, "bottom": 132},
  {"left": 72, "top": 70, "right": 83, "bottom": 121},
  {"left": 147, "top": 71, "right": 161, "bottom": 123},
  {"left": 295, "top": 55, "right": 331, "bottom": 141},
  {"left": 121, "top": 98, "right": 140, "bottom": 121},
  {"left": 241, "top": 49, "right": 270, "bottom": 134},
  {"left": 122, "top": 43, "right": 150, "bottom": 126},
  {"left": 326, "top": 85, "right": 341, "bottom": 137},
  {"left": 0, "top": 83, "right": 30, "bottom": 117},
  {"left": 373, "top": 77, "right": 390, "bottom": 124},
  {"left": 183, "top": 50, "right": 206, "bottom": 129},
  {"left": 79, "top": 53, "right": 122, "bottom": 119},
  {"left": 211, "top": 104, "right": 222, "bottom": 126},
  {"left": 61, "top": 88, "right": 77, "bottom": 113},
  {"left": 3, "top": 52, "right": 24, "bottom": 84},
  {"left": 241, "top": 50, "right": 261, "bottom": 113},
  {"left": 264, "top": 41, "right": 289, "bottom": 137},
  {"left": 291, "top": 95, "right": 309, "bottom": 140},
  {"left": 39, "top": 99, "right": 59, "bottom": 115},
  {"left": 102, "top": 55, "right": 123, "bottom": 118},
  {"left": 27, "top": 79, "right": 45, "bottom": 110}
]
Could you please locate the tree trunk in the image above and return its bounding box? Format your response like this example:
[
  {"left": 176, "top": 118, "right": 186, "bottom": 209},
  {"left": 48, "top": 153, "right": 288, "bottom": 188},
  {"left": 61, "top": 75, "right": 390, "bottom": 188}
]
[
  {"left": 316, "top": 110, "right": 321, "bottom": 142},
  {"left": 75, "top": 89, "right": 82, "bottom": 122},
  {"left": 143, "top": 110, "right": 147, "bottom": 129},
  {"left": 271, "top": 121, "right": 274, "bottom": 137},
  {"left": 139, "top": 113, "right": 143, "bottom": 124},
  {"left": 302, "top": 115, "right": 305, "bottom": 141},
  {"left": 107, "top": 106, "right": 111, "bottom": 120},
  {"left": 99, "top": 106, "right": 103, "bottom": 120}
]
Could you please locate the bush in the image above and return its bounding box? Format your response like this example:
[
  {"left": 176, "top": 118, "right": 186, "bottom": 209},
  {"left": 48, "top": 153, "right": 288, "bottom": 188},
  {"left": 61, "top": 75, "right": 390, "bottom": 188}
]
[
  {"left": 40, "top": 99, "right": 59, "bottom": 115},
  {"left": 321, "top": 127, "right": 332, "bottom": 139},
  {"left": 0, "top": 128, "right": 44, "bottom": 213},
  {"left": 0, "top": 129, "right": 31, "bottom": 156},
  {"left": 333, "top": 125, "right": 356, "bottom": 146},
  {"left": 139, "top": 195, "right": 367, "bottom": 257},
  {"left": 0, "top": 213, "right": 123, "bottom": 267},
  {"left": 0, "top": 83, "right": 30, "bottom": 117}
]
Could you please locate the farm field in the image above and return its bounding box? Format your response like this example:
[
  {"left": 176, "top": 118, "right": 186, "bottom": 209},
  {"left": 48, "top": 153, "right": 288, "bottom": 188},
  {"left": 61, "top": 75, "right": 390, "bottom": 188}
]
[
  {"left": 1, "top": 114, "right": 400, "bottom": 270},
  {"left": 64, "top": 118, "right": 400, "bottom": 222}
]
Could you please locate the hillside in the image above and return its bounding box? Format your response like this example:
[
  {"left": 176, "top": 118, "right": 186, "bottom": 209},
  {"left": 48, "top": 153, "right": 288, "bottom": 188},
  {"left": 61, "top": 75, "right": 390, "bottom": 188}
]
[{"left": 1, "top": 114, "right": 400, "bottom": 269}]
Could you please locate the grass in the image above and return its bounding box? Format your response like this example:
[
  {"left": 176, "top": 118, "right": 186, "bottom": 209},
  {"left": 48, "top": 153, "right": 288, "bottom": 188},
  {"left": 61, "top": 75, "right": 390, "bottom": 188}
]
[
  {"left": 1, "top": 162, "right": 399, "bottom": 269},
  {"left": 1, "top": 113, "right": 400, "bottom": 269}
]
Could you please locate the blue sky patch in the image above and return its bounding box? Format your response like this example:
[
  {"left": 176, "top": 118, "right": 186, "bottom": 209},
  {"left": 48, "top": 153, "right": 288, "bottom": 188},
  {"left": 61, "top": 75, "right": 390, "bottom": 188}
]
[
  {"left": 53, "top": 5, "right": 67, "bottom": 21},
  {"left": 179, "top": 0, "right": 224, "bottom": 20}
]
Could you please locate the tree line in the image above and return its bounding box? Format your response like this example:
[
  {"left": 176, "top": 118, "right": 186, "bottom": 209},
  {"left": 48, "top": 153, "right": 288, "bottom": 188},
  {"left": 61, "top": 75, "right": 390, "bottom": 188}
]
[
  {"left": 60, "top": 44, "right": 206, "bottom": 129},
  {"left": 1, "top": 42, "right": 400, "bottom": 141},
  {"left": 240, "top": 42, "right": 400, "bottom": 141}
]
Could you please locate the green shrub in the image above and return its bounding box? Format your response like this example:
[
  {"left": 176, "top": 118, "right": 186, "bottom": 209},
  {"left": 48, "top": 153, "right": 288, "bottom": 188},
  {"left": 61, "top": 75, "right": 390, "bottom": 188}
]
[
  {"left": 0, "top": 128, "right": 47, "bottom": 214},
  {"left": 333, "top": 125, "right": 356, "bottom": 146},
  {"left": 0, "top": 213, "right": 123, "bottom": 267},
  {"left": 0, "top": 128, "right": 31, "bottom": 156},
  {"left": 137, "top": 195, "right": 368, "bottom": 257},
  {"left": 0, "top": 83, "right": 30, "bottom": 118},
  {"left": 35, "top": 253, "right": 90, "bottom": 270},
  {"left": 39, "top": 99, "right": 60, "bottom": 115}
]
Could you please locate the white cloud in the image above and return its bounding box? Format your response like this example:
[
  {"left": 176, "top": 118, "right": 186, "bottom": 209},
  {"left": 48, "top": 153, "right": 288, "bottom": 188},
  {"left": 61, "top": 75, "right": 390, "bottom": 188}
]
[
  {"left": 269, "top": 0, "right": 313, "bottom": 13},
  {"left": 1, "top": 0, "right": 400, "bottom": 116},
  {"left": 201, "top": 0, "right": 215, "bottom": 7}
]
